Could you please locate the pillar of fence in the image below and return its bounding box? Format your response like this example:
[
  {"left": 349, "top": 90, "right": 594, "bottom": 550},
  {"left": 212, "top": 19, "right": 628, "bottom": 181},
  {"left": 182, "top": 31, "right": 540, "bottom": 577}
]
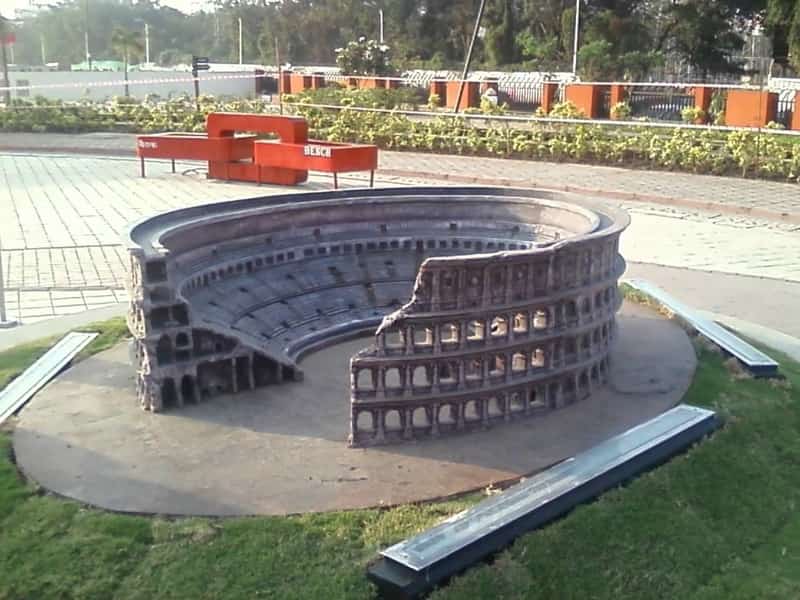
[
  {"left": 279, "top": 71, "right": 292, "bottom": 96},
  {"left": 790, "top": 93, "right": 800, "bottom": 131},
  {"left": 445, "top": 80, "right": 480, "bottom": 110},
  {"left": 541, "top": 82, "right": 559, "bottom": 114},
  {"left": 609, "top": 84, "right": 627, "bottom": 106},
  {"left": 693, "top": 86, "right": 713, "bottom": 123},
  {"left": 726, "top": 89, "right": 777, "bottom": 128},
  {"left": 429, "top": 80, "right": 447, "bottom": 106},
  {"left": 564, "top": 83, "right": 606, "bottom": 118}
]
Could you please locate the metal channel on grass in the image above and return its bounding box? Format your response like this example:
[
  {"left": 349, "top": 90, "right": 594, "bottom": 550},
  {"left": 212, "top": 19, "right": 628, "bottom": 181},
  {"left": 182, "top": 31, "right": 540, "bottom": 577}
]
[
  {"left": 382, "top": 404, "right": 715, "bottom": 571},
  {"left": 625, "top": 279, "right": 779, "bottom": 377},
  {"left": 0, "top": 331, "right": 98, "bottom": 425},
  {"left": 369, "top": 404, "right": 718, "bottom": 598}
]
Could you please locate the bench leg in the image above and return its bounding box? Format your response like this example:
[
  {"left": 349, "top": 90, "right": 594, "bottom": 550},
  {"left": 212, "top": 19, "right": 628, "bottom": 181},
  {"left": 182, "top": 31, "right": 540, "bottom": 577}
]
[
  {"left": 140, "top": 156, "right": 145, "bottom": 178},
  {"left": 370, "top": 170, "right": 374, "bottom": 188},
  {"left": 171, "top": 159, "right": 176, "bottom": 173},
  {"left": 333, "top": 172, "right": 338, "bottom": 189}
]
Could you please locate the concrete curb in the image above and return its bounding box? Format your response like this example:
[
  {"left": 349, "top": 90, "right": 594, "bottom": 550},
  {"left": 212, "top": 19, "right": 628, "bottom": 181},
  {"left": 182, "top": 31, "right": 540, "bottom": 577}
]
[
  {"left": 2, "top": 144, "right": 799, "bottom": 226},
  {"left": 0, "top": 304, "right": 126, "bottom": 352}
]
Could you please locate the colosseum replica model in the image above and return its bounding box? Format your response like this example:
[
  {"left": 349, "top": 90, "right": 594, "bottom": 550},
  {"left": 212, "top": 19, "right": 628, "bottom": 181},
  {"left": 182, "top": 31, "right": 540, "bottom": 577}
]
[{"left": 126, "top": 187, "right": 629, "bottom": 447}]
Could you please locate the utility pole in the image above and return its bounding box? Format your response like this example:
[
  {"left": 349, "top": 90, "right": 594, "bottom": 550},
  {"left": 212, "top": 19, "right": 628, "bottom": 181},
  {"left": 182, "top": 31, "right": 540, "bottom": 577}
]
[
  {"left": 145, "top": 23, "right": 150, "bottom": 64},
  {"left": 275, "top": 37, "right": 282, "bottom": 114},
  {"left": 40, "top": 34, "right": 46, "bottom": 65},
  {"left": 571, "top": 0, "right": 581, "bottom": 75},
  {"left": 84, "top": 0, "right": 92, "bottom": 70},
  {"left": 0, "top": 16, "right": 11, "bottom": 107},
  {"left": 238, "top": 17, "right": 243, "bottom": 64},
  {"left": 452, "top": 0, "right": 487, "bottom": 113}
]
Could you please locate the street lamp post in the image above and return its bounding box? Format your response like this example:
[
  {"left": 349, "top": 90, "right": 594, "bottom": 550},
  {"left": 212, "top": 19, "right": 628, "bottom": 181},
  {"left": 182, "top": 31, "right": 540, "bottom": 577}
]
[
  {"left": 238, "top": 17, "right": 243, "bottom": 64},
  {"left": 364, "top": 2, "right": 385, "bottom": 45},
  {"left": 0, "top": 17, "right": 11, "bottom": 107},
  {"left": 84, "top": 0, "right": 92, "bottom": 70},
  {"left": 571, "top": 0, "right": 581, "bottom": 75}
]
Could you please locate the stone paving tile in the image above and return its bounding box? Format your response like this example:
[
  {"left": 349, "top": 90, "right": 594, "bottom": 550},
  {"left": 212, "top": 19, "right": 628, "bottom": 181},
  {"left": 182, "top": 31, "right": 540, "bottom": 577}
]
[
  {"left": 376, "top": 151, "right": 800, "bottom": 218},
  {"left": 1, "top": 152, "right": 798, "bottom": 325},
  {"left": 2, "top": 132, "right": 798, "bottom": 219}
]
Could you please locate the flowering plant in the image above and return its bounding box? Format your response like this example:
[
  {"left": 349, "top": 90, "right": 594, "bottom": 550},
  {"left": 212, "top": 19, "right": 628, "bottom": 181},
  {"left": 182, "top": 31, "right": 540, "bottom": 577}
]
[{"left": 335, "top": 37, "right": 394, "bottom": 76}]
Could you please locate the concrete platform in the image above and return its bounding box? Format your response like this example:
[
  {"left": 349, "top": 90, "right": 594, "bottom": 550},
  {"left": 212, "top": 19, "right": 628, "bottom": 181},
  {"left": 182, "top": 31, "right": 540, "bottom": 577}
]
[{"left": 12, "top": 301, "right": 695, "bottom": 516}]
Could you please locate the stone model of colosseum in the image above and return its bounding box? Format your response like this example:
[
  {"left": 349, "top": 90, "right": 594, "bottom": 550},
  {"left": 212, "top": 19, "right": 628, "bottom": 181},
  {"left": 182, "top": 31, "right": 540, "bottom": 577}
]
[{"left": 126, "top": 187, "right": 629, "bottom": 446}]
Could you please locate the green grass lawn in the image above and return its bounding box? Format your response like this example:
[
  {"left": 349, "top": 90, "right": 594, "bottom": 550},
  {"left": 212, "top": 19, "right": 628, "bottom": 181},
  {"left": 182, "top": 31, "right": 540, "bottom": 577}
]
[{"left": 1, "top": 318, "right": 799, "bottom": 599}]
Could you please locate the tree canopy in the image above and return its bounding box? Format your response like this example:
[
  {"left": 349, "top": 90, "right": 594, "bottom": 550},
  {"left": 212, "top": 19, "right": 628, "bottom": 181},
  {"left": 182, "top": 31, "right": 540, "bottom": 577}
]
[{"left": 6, "top": 0, "right": 799, "bottom": 80}]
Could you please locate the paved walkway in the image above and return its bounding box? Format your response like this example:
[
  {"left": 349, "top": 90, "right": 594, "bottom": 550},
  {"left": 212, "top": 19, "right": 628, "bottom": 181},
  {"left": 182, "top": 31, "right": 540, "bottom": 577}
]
[
  {"left": 1, "top": 146, "right": 799, "bottom": 326},
  {"left": 2, "top": 131, "right": 800, "bottom": 224}
]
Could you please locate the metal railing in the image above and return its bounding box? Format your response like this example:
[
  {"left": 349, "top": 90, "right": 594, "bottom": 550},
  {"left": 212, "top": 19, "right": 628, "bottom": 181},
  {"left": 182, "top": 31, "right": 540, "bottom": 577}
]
[
  {"left": 776, "top": 92, "right": 795, "bottom": 128},
  {"left": 498, "top": 80, "right": 543, "bottom": 111},
  {"left": 628, "top": 88, "right": 695, "bottom": 122}
]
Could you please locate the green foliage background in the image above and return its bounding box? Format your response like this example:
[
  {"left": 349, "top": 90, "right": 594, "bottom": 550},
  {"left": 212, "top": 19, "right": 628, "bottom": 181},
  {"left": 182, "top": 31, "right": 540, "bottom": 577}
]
[{"left": 4, "top": 0, "right": 800, "bottom": 79}]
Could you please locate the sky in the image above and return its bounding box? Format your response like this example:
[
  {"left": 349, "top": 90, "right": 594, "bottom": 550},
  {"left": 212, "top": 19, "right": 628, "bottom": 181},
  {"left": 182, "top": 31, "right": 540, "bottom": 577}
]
[{"left": 1, "top": 0, "right": 209, "bottom": 19}]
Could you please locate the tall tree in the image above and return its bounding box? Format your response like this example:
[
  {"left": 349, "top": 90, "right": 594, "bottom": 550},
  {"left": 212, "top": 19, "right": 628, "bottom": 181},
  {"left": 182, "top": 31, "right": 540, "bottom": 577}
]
[
  {"left": 669, "top": 1, "right": 745, "bottom": 79},
  {"left": 515, "top": 0, "right": 573, "bottom": 70},
  {"left": 765, "top": 0, "right": 800, "bottom": 70},
  {"left": 111, "top": 27, "right": 143, "bottom": 96},
  {"left": 484, "top": 0, "right": 516, "bottom": 66}
]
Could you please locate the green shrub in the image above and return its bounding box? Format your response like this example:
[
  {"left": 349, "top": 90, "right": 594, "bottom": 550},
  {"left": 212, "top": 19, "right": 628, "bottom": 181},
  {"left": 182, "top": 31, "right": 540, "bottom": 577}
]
[
  {"left": 427, "top": 92, "right": 442, "bottom": 109},
  {"left": 610, "top": 101, "right": 632, "bottom": 120},
  {"left": 681, "top": 106, "right": 706, "bottom": 124},
  {"left": 290, "top": 86, "right": 427, "bottom": 110},
  {"left": 548, "top": 101, "right": 586, "bottom": 119},
  {"left": 335, "top": 37, "right": 394, "bottom": 76},
  {"left": 709, "top": 90, "right": 726, "bottom": 125},
  {"left": 2, "top": 97, "right": 799, "bottom": 182}
]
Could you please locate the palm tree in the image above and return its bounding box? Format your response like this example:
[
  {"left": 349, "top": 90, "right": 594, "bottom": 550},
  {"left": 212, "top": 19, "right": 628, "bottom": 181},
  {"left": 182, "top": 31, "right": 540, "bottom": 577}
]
[{"left": 111, "top": 27, "right": 144, "bottom": 97}]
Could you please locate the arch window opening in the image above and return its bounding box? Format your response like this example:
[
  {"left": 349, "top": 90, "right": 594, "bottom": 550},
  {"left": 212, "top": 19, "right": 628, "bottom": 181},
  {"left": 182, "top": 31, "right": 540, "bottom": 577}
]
[
  {"left": 491, "top": 316, "right": 508, "bottom": 338},
  {"left": 467, "top": 320, "right": 485, "bottom": 341}
]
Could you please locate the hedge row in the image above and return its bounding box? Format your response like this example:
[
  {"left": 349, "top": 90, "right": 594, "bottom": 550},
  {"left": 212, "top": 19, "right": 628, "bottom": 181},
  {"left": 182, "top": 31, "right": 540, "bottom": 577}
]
[{"left": 1, "top": 96, "right": 799, "bottom": 181}]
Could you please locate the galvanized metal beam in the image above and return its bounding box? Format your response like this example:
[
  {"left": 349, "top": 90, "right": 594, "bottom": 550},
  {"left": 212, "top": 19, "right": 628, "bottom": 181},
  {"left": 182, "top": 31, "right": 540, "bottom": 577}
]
[
  {"left": 625, "top": 279, "right": 779, "bottom": 377},
  {"left": 368, "top": 404, "right": 719, "bottom": 598},
  {"left": 0, "top": 331, "right": 98, "bottom": 425}
]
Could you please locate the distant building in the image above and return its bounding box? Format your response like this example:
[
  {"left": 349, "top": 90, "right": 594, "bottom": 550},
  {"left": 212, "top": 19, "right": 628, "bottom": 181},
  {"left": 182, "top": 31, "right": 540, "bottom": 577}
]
[{"left": 71, "top": 60, "right": 125, "bottom": 72}]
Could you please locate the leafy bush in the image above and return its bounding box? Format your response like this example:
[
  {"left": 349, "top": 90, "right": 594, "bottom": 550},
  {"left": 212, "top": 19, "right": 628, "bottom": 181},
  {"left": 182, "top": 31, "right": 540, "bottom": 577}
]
[
  {"left": 2, "top": 97, "right": 799, "bottom": 182},
  {"left": 709, "top": 90, "right": 726, "bottom": 126},
  {"left": 335, "top": 37, "right": 394, "bottom": 76},
  {"left": 479, "top": 97, "right": 509, "bottom": 115},
  {"left": 289, "top": 103, "right": 800, "bottom": 181},
  {"left": 289, "top": 86, "right": 427, "bottom": 110},
  {"left": 681, "top": 106, "right": 706, "bottom": 124},
  {"left": 0, "top": 96, "right": 272, "bottom": 134},
  {"left": 427, "top": 93, "right": 441, "bottom": 109},
  {"left": 548, "top": 101, "right": 586, "bottom": 119},
  {"left": 610, "top": 101, "right": 632, "bottom": 120}
]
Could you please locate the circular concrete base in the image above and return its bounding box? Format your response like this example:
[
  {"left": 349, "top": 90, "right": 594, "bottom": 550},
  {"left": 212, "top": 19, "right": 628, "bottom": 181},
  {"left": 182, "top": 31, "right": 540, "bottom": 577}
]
[{"left": 13, "top": 301, "right": 695, "bottom": 516}]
